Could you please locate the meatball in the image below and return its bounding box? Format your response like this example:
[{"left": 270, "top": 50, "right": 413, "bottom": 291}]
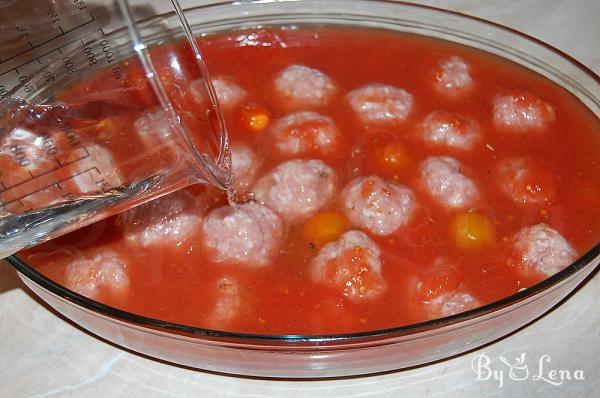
[
  {"left": 0, "top": 127, "right": 122, "bottom": 213},
  {"left": 434, "top": 56, "right": 473, "bottom": 94},
  {"left": 346, "top": 84, "right": 414, "bottom": 126},
  {"left": 191, "top": 76, "right": 247, "bottom": 110},
  {"left": 311, "top": 230, "right": 386, "bottom": 301},
  {"left": 493, "top": 90, "right": 556, "bottom": 131},
  {"left": 419, "top": 156, "right": 479, "bottom": 209},
  {"left": 64, "top": 250, "right": 129, "bottom": 299},
  {"left": 134, "top": 109, "right": 174, "bottom": 146},
  {"left": 62, "top": 143, "right": 122, "bottom": 195},
  {"left": 0, "top": 127, "right": 51, "bottom": 177},
  {"left": 269, "top": 111, "right": 340, "bottom": 157},
  {"left": 509, "top": 223, "right": 577, "bottom": 277},
  {"left": 117, "top": 189, "right": 204, "bottom": 248},
  {"left": 494, "top": 157, "right": 558, "bottom": 206},
  {"left": 0, "top": 128, "right": 61, "bottom": 211},
  {"left": 253, "top": 159, "right": 336, "bottom": 223},
  {"left": 418, "top": 111, "right": 481, "bottom": 151},
  {"left": 426, "top": 291, "right": 480, "bottom": 318},
  {"left": 414, "top": 257, "right": 479, "bottom": 318},
  {"left": 205, "top": 276, "right": 242, "bottom": 328},
  {"left": 230, "top": 144, "right": 262, "bottom": 191},
  {"left": 341, "top": 176, "right": 417, "bottom": 236},
  {"left": 274, "top": 64, "right": 336, "bottom": 109},
  {"left": 201, "top": 202, "right": 284, "bottom": 267}
]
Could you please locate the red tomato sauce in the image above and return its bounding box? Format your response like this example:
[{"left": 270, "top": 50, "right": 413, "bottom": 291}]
[{"left": 22, "top": 26, "right": 600, "bottom": 335}]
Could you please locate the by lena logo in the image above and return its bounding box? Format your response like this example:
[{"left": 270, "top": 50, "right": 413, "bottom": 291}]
[{"left": 471, "top": 352, "right": 585, "bottom": 388}]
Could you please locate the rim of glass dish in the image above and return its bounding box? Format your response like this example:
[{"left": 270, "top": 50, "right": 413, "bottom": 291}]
[{"left": 6, "top": 0, "right": 600, "bottom": 345}]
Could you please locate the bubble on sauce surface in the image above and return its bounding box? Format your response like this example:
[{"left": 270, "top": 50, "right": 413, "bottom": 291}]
[
  {"left": 230, "top": 144, "right": 262, "bottom": 191},
  {"left": 346, "top": 84, "right": 414, "bottom": 126},
  {"left": 509, "top": 223, "right": 577, "bottom": 277},
  {"left": 253, "top": 159, "right": 336, "bottom": 223},
  {"left": 274, "top": 64, "right": 336, "bottom": 109},
  {"left": 269, "top": 111, "right": 341, "bottom": 157},
  {"left": 418, "top": 111, "right": 481, "bottom": 151},
  {"left": 494, "top": 157, "right": 558, "bottom": 206},
  {"left": 341, "top": 176, "right": 417, "bottom": 236},
  {"left": 205, "top": 276, "right": 242, "bottom": 329},
  {"left": 191, "top": 76, "right": 247, "bottom": 110},
  {"left": 117, "top": 189, "right": 204, "bottom": 248},
  {"left": 64, "top": 250, "right": 129, "bottom": 299},
  {"left": 419, "top": 156, "right": 479, "bottom": 209},
  {"left": 493, "top": 90, "right": 556, "bottom": 131},
  {"left": 311, "top": 230, "right": 386, "bottom": 302},
  {"left": 201, "top": 202, "right": 284, "bottom": 267},
  {"left": 434, "top": 56, "right": 473, "bottom": 94}
]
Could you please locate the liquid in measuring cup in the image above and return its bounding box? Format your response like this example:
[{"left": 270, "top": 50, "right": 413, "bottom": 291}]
[
  {"left": 0, "top": 0, "right": 233, "bottom": 256},
  {"left": 0, "top": 113, "right": 121, "bottom": 216}
]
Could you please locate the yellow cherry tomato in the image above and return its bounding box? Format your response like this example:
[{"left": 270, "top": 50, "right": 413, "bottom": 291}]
[
  {"left": 449, "top": 212, "right": 495, "bottom": 250},
  {"left": 303, "top": 211, "right": 349, "bottom": 246},
  {"left": 239, "top": 104, "right": 271, "bottom": 131},
  {"left": 370, "top": 142, "right": 411, "bottom": 176}
]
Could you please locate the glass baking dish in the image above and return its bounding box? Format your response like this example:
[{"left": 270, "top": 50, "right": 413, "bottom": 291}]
[{"left": 5, "top": 0, "right": 600, "bottom": 378}]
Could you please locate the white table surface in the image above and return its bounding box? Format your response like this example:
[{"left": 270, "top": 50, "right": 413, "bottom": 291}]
[{"left": 1, "top": 1, "right": 599, "bottom": 397}]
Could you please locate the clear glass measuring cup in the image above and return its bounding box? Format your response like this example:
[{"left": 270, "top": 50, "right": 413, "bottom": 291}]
[{"left": 0, "top": 0, "right": 233, "bottom": 257}]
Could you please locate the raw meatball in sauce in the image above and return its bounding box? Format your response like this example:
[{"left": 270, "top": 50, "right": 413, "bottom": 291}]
[
  {"left": 64, "top": 250, "right": 129, "bottom": 299},
  {"left": 230, "top": 144, "right": 262, "bottom": 191},
  {"left": 134, "top": 109, "right": 174, "bottom": 146},
  {"left": 414, "top": 258, "right": 479, "bottom": 318},
  {"left": 201, "top": 202, "right": 284, "bottom": 267},
  {"left": 493, "top": 90, "right": 556, "bottom": 131},
  {"left": 253, "top": 159, "right": 336, "bottom": 223},
  {"left": 346, "top": 84, "right": 414, "bottom": 126},
  {"left": 418, "top": 111, "right": 481, "bottom": 151},
  {"left": 508, "top": 223, "right": 577, "bottom": 277},
  {"left": 494, "top": 157, "right": 558, "bottom": 206},
  {"left": 117, "top": 189, "right": 205, "bottom": 248},
  {"left": 0, "top": 128, "right": 53, "bottom": 180},
  {"left": 341, "top": 175, "right": 417, "bottom": 236},
  {"left": 64, "top": 143, "right": 122, "bottom": 195},
  {"left": 205, "top": 276, "right": 242, "bottom": 329},
  {"left": 191, "top": 76, "right": 247, "bottom": 110},
  {"left": 419, "top": 156, "right": 479, "bottom": 209},
  {"left": 311, "top": 230, "right": 386, "bottom": 302},
  {"left": 0, "top": 127, "right": 122, "bottom": 212},
  {"left": 426, "top": 291, "right": 480, "bottom": 318},
  {"left": 269, "top": 111, "right": 341, "bottom": 158},
  {"left": 274, "top": 64, "right": 336, "bottom": 109},
  {"left": 434, "top": 56, "right": 473, "bottom": 94}
]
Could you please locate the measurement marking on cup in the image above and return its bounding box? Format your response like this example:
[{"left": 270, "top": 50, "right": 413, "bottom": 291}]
[
  {"left": 1, "top": 167, "right": 99, "bottom": 206},
  {"left": 0, "top": 18, "right": 97, "bottom": 75},
  {"left": 0, "top": 150, "right": 90, "bottom": 194}
]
